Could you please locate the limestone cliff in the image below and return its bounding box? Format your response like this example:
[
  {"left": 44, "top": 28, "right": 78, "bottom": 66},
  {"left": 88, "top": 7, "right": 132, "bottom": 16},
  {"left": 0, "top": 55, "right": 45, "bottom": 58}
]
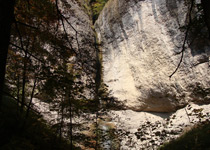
[
  {"left": 32, "top": 1, "right": 210, "bottom": 149},
  {"left": 95, "top": 0, "right": 210, "bottom": 112}
]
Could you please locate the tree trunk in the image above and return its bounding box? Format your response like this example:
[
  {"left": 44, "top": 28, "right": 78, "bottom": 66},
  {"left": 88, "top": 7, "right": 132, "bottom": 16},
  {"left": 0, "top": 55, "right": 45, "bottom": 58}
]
[
  {"left": 68, "top": 90, "right": 73, "bottom": 150},
  {"left": 17, "top": 75, "right": 20, "bottom": 109},
  {"left": 59, "top": 96, "right": 64, "bottom": 141},
  {"left": 22, "top": 78, "right": 37, "bottom": 130},
  {"left": 25, "top": 78, "right": 37, "bottom": 119},
  {"left": 21, "top": 53, "right": 28, "bottom": 113},
  {"left": 201, "top": 0, "right": 210, "bottom": 39},
  {"left": 94, "top": 33, "right": 101, "bottom": 150},
  {"left": 0, "top": 0, "right": 15, "bottom": 107}
]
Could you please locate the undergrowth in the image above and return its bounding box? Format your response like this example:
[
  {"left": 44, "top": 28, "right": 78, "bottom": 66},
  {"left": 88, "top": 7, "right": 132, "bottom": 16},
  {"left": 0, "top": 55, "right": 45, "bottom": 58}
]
[
  {"left": 159, "top": 121, "right": 210, "bottom": 150},
  {"left": 0, "top": 96, "right": 78, "bottom": 150}
]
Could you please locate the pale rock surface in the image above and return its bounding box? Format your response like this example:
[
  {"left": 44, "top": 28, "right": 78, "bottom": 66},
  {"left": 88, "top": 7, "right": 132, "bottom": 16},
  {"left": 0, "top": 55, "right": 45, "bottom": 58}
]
[
  {"left": 95, "top": 0, "right": 210, "bottom": 112},
  {"left": 32, "top": 97, "right": 210, "bottom": 149},
  {"left": 32, "top": 98, "right": 58, "bottom": 123},
  {"left": 106, "top": 103, "right": 210, "bottom": 150}
]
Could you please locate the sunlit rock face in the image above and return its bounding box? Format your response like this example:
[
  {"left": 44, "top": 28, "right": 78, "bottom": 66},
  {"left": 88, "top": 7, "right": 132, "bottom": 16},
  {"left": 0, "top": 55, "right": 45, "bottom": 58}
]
[
  {"left": 106, "top": 103, "right": 210, "bottom": 149},
  {"left": 95, "top": 0, "right": 210, "bottom": 112}
]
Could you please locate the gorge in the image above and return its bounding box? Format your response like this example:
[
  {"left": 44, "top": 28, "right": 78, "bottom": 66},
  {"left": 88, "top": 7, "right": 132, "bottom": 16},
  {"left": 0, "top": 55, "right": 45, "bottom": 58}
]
[
  {"left": 36, "top": 0, "right": 210, "bottom": 149},
  {"left": 1, "top": 0, "right": 210, "bottom": 149}
]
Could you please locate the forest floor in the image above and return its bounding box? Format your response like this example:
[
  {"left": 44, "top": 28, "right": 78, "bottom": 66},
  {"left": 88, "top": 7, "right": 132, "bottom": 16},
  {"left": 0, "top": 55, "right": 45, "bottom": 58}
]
[{"left": 0, "top": 95, "right": 78, "bottom": 150}]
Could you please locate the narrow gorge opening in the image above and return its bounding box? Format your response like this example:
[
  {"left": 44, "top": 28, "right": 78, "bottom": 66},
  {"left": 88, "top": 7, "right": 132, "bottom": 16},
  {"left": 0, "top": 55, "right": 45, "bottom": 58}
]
[{"left": 89, "top": 0, "right": 109, "bottom": 23}]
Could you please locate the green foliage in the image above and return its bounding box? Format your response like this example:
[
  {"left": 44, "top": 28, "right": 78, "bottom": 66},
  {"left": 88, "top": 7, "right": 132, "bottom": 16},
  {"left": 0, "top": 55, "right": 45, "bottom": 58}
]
[
  {"left": 0, "top": 96, "right": 78, "bottom": 150},
  {"left": 90, "top": 0, "right": 108, "bottom": 22},
  {"left": 5, "top": 0, "right": 108, "bottom": 148},
  {"left": 159, "top": 122, "right": 210, "bottom": 150},
  {"left": 8, "top": 0, "right": 87, "bottom": 110},
  {"left": 7, "top": 0, "right": 71, "bottom": 105},
  {"left": 187, "top": 2, "right": 209, "bottom": 41}
]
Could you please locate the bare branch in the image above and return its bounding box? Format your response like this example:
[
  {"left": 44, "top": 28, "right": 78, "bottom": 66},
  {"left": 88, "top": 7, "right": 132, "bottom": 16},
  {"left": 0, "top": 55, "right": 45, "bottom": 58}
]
[
  {"left": 16, "top": 20, "right": 39, "bottom": 30},
  {"left": 169, "top": 0, "right": 194, "bottom": 78},
  {"left": 55, "top": 0, "right": 96, "bottom": 84},
  {"left": 10, "top": 42, "right": 43, "bottom": 63},
  {"left": 14, "top": 19, "right": 25, "bottom": 50}
]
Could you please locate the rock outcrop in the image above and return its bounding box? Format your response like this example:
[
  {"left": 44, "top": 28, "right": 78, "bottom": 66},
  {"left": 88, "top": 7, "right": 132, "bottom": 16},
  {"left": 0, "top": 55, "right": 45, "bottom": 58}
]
[
  {"left": 95, "top": 0, "right": 210, "bottom": 112},
  {"left": 32, "top": 1, "right": 210, "bottom": 149},
  {"left": 107, "top": 103, "right": 210, "bottom": 150},
  {"left": 59, "top": 0, "right": 97, "bottom": 97}
]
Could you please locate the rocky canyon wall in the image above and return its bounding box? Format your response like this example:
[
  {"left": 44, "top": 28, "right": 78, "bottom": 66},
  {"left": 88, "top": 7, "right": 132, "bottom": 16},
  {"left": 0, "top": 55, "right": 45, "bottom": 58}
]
[
  {"left": 95, "top": 0, "right": 210, "bottom": 112},
  {"left": 33, "top": 1, "right": 210, "bottom": 149},
  {"left": 60, "top": 0, "right": 98, "bottom": 98}
]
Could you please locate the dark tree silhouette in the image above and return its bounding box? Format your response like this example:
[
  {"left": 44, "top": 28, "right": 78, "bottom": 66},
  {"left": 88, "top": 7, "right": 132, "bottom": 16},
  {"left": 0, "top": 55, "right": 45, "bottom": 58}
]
[
  {"left": 0, "top": 0, "right": 15, "bottom": 106},
  {"left": 201, "top": 0, "right": 210, "bottom": 39}
]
